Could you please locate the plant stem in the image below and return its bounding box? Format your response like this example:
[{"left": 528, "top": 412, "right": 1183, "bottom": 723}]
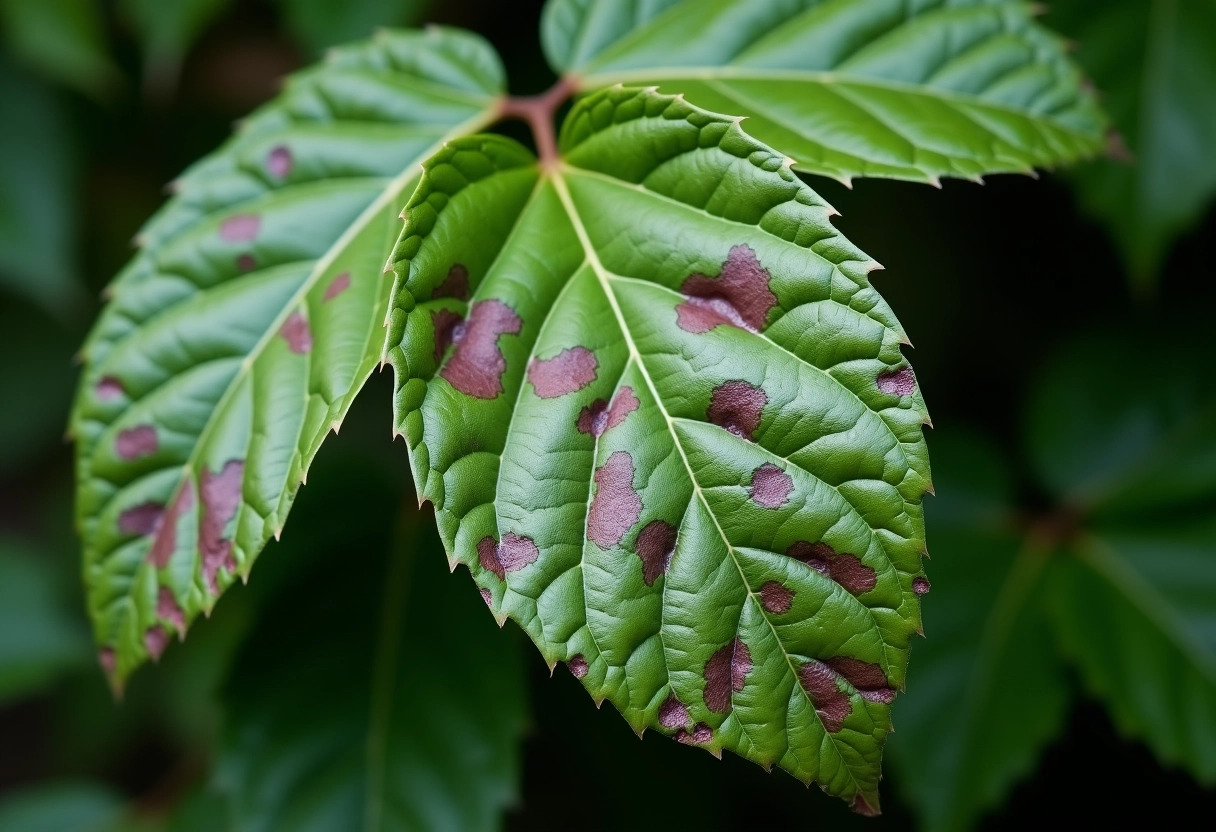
[{"left": 496, "top": 77, "right": 578, "bottom": 165}]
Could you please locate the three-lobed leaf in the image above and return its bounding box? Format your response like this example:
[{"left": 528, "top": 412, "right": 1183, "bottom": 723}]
[
  {"left": 543, "top": 0, "right": 1106, "bottom": 184},
  {"left": 384, "top": 86, "right": 931, "bottom": 809}
]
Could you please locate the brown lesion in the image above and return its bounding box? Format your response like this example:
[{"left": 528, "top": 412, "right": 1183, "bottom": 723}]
[
  {"left": 323, "top": 271, "right": 351, "bottom": 301},
  {"left": 115, "top": 425, "right": 158, "bottom": 460},
  {"left": 476, "top": 532, "right": 540, "bottom": 580},
  {"left": 703, "top": 637, "right": 751, "bottom": 714},
  {"left": 676, "top": 244, "right": 778, "bottom": 335},
  {"left": 658, "top": 693, "right": 690, "bottom": 729},
  {"left": 826, "top": 656, "right": 895, "bottom": 704},
  {"left": 759, "top": 580, "right": 794, "bottom": 614},
  {"left": 439, "top": 299, "right": 522, "bottom": 399},
  {"left": 586, "top": 451, "right": 642, "bottom": 549},
  {"left": 199, "top": 460, "right": 244, "bottom": 594},
  {"left": 279, "top": 311, "right": 312, "bottom": 354},
  {"left": 707, "top": 380, "right": 767, "bottom": 441},
  {"left": 634, "top": 519, "right": 677, "bottom": 586},
  {"left": 577, "top": 386, "right": 639, "bottom": 437},
  {"left": 748, "top": 463, "right": 793, "bottom": 509},
  {"left": 787, "top": 541, "right": 877, "bottom": 596},
  {"left": 568, "top": 654, "right": 589, "bottom": 678},
  {"left": 876, "top": 366, "right": 916, "bottom": 396},
  {"left": 798, "top": 660, "right": 851, "bottom": 733},
  {"left": 433, "top": 264, "right": 470, "bottom": 300},
  {"left": 527, "top": 346, "right": 598, "bottom": 398}
]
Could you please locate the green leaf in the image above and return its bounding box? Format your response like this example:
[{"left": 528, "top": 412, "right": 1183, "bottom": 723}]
[
  {"left": 277, "top": 0, "right": 431, "bottom": 55},
  {"left": 542, "top": 0, "right": 1105, "bottom": 184},
  {"left": 886, "top": 435, "right": 1069, "bottom": 832},
  {"left": 209, "top": 480, "right": 526, "bottom": 831},
  {"left": 0, "top": 0, "right": 119, "bottom": 96},
  {"left": 0, "top": 782, "right": 125, "bottom": 832},
  {"left": 1050, "top": 0, "right": 1216, "bottom": 288},
  {"left": 70, "top": 27, "right": 505, "bottom": 686},
  {"left": 385, "top": 86, "right": 931, "bottom": 810}
]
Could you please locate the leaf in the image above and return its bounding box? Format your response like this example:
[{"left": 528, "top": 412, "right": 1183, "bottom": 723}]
[
  {"left": 70, "top": 27, "right": 506, "bottom": 685},
  {"left": 542, "top": 0, "right": 1105, "bottom": 184},
  {"left": 1049, "top": 0, "right": 1216, "bottom": 289},
  {"left": 385, "top": 86, "right": 931, "bottom": 810},
  {"left": 207, "top": 467, "right": 526, "bottom": 832},
  {"left": 0, "top": 0, "right": 119, "bottom": 96},
  {"left": 277, "top": 0, "right": 431, "bottom": 55},
  {"left": 0, "top": 782, "right": 125, "bottom": 832},
  {"left": 886, "top": 435, "right": 1069, "bottom": 832}
]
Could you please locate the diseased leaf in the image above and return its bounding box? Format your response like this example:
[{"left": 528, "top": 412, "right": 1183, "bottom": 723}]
[
  {"left": 385, "top": 86, "right": 931, "bottom": 810},
  {"left": 1050, "top": 0, "right": 1216, "bottom": 288},
  {"left": 70, "top": 28, "right": 505, "bottom": 685},
  {"left": 542, "top": 0, "right": 1105, "bottom": 184},
  {"left": 887, "top": 435, "right": 1069, "bottom": 832}
]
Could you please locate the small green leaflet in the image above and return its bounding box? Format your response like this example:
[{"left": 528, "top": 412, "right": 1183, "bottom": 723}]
[
  {"left": 70, "top": 28, "right": 504, "bottom": 685},
  {"left": 385, "top": 86, "right": 932, "bottom": 809},
  {"left": 543, "top": 0, "right": 1106, "bottom": 184}
]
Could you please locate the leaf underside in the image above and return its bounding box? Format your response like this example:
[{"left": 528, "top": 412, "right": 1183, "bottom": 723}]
[
  {"left": 71, "top": 28, "right": 504, "bottom": 683},
  {"left": 384, "top": 86, "right": 932, "bottom": 809},
  {"left": 544, "top": 0, "right": 1105, "bottom": 184}
]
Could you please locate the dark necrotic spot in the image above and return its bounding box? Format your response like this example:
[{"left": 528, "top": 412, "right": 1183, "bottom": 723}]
[
  {"left": 200, "top": 460, "right": 244, "bottom": 594},
  {"left": 799, "top": 660, "right": 851, "bottom": 733},
  {"left": 323, "top": 271, "right": 351, "bottom": 301},
  {"left": 149, "top": 482, "right": 193, "bottom": 569},
  {"left": 439, "top": 299, "right": 522, "bottom": 399},
  {"left": 119, "top": 501, "right": 164, "bottom": 536},
  {"left": 658, "top": 693, "right": 689, "bottom": 729},
  {"left": 577, "top": 399, "right": 607, "bottom": 436},
  {"left": 220, "top": 214, "right": 260, "bottom": 242},
  {"left": 267, "top": 145, "right": 292, "bottom": 178},
  {"left": 707, "top": 380, "right": 766, "bottom": 441},
  {"left": 479, "top": 587, "right": 493, "bottom": 607},
  {"left": 96, "top": 376, "right": 124, "bottom": 399},
  {"left": 828, "top": 656, "right": 895, "bottom": 703},
  {"left": 434, "top": 264, "right": 470, "bottom": 300},
  {"left": 98, "top": 647, "right": 116, "bottom": 674},
  {"left": 675, "top": 722, "right": 713, "bottom": 745},
  {"left": 913, "top": 576, "right": 931, "bottom": 595},
  {"left": 587, "top": 451, "right": 642, "bottom": 549},
  {"left": 577, "top": 386, "right": 639, "bottom": 437},
  {"left": 786, "top": 541, "right": 876, "bottom": 596},
  {"left": 528, "top": 346, "right": 598, "bottom": 398},
  {"left": 116, "top": 425, "right": 157, "bottom": 460},
  {"left": 676, "top": 244, "right": 778, "bottom": 334},
  {"left": 236, "top": 253, "right": 257, "bottom": 272},
  {"left": 431, "top": 309, "right": 463, "bottom": 364},
  {"left": 759, "top": 580, "right": 794, "bottom": 614},
  {"left": 568, "top": 654, "right": 589, "bottom": 678},
  {"left": 703, "top": 637, "right": 751, "bottom": 713},
  {"left": 145, "top": 625, "right": 169, "bottom": 660},
  {"left": 877, "top": 366, "right": 916, "bottom": 396},
  {"left": 477, "top": 536, "right": 504, "bottom": 580},
  {"left": 280, "top": 312, "right": 312, "bottom": 354},
  {"left": 635, "top": 520, "right": 676, "bottom": 586},
  {"left": 749, "top": 463, "right": 793, "bottom": 509},
  {"left": 157, "top": 587, "right": 185, "bottom": 630}
]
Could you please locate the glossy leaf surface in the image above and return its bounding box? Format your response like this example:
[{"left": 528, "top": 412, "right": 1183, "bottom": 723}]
[
  {"left": 71, "top": 28, "right": 504, "bottom": 684},
  {"left": 543, "top": 0, "right": 1105, "bottom": 184},
  {"left": 385, "top": 86, "right": 931, "bottom": 809}
]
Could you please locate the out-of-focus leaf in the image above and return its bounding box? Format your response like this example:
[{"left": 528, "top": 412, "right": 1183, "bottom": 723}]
[
  {"left": 543, "top": 0, "right": 1105, "bottom": 185},
  {"left": 0, "top": 0, "right": 118, "bottom": 95},
  {"left": 888, "top": 435, "right": 1070, "bottom": 832},
  {"left": 277, "top": 0, "right": 429, "bottom": 54},
  {"left": 1050, "top": 0, "right": 1216, "bottom": 289},
  {"left": 0, "top": 58, "right": 83, "bottom": 313},
  {"left": 119, "top": 0, "right": 234, "bottom": 87},
  {"left": 0, "top": 540, "right": 90, "bottom": 703},
  {"left": 0, "top": 782, "right": 125, "bottom": 832}
]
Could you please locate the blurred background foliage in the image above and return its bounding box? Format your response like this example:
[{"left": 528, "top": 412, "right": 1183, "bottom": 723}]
[{"left": 0, "top": 1, "right": 1213, "bottom": 830}]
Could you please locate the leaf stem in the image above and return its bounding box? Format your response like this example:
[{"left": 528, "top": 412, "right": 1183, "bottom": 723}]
[{"left": 496, "top": 77, "right": 578, "bottom": 166}]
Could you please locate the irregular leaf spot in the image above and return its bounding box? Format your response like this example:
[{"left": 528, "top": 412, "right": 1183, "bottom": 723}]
[
  {"left": 236, "top": 253, "right": 257, "bottom": 272},
  {"left": 707, "top": 380, "right": 766, "bottom": 441},
  {"left": 157, "top": 588, "right": 185, "bottom": 630},
  {"left": 267, "top": 145, "right": 292, "bottom": 178},
  {"left": 703, "top": 637, "right": 751, "bottom": 713},
  {"left": 577, "top": 387, "right": 638, "bottom": 437},
  {"left": 828, "top": 656, "right": 896, "bottom": 704},
  {"left": 587, "top": 451, "right": 642, "bottom": 548},
  {"left": 433, "top": 264, "right": 470, "bottom": 300},
  {"left": 200, "top": 460, "right": 244, "bottom": 594},
  {"left": 148, "top": 482, "right": 193, "bottom": 568},
  {"left": 116, "top": 425, "right": 157, "bottom": 460},
  {"left": 658, "top": 693, "right": 689, "bottom": 729},
  {"left": 431, "top": 309, "right": 463, "bottom": 364},
  {"left": 568, "top": 654, "right": 589, "bottom": 678},
  {"left": 852, "top": 794, "right": 879, "bottom": 817},
  {"left": 498, "top": 532, "right": 539, "bottom": 573},
  {"left": 279, "top": 312, "right": 312, "bottom": 354},
  {"left": 96, "top": 376, "right": 124, "bottom": 399},
  {"left": 787, "top": 541, "right": 877, "bottom": 596},
  {"left": 477, "top": 536, "right": 504, "bottom": 580},
  {"left": 676, "top": 244, "right": 778, "bottom": 334},
  {"left": 479, "top": 587, "right": 492, "bottom": 607},
  {"left": 145, "top": 626, "right": 169, "bottom": 660},
  {"left": 528, "top": 346, "right": 598, "bottom": 398},
  {"left": 913, "top": 576, "right": 931, "bottom": 595},
  {"left": 759, "top": 580, "right": 794, "bottom": 614},
  {"left": 749, "top": 463, "right": 793, "bottom": 509},
  {"left": 118, "top": 502, "right": 164, "bottom": 536},
  {"left": 219, "top": 214, "right": 260, "bottom": 242},
  {"left": 635, "top": 520, "right": 676, "bottom": 586},
  {"left": 877, "top": 367, "right": 916, "bottom": 396},
  {"left": 439, "top": 299, "right": 521, "bottom": 399},
  {"left": 98, "top": 647, "right": 116, "bottom": 675},
  {"left": 676, "top": 723, "right": 712, "bottom": 745},
  {"left": 323, "top": 271, "right": 351, "bottom": 301},
  {"left": 799, "top": 660, "right": 851, "bottom": 733}
]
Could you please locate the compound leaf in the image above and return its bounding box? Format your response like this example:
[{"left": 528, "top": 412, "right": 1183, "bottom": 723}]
[
  {"left": 542, "top": 0, "right": 1105, "bottom": 184},
  {"left": 71, "top": 28, "right": 505, "bottom": 685},
  {"left": 385, "top": 86, "right": 931, "bottom": 810}
]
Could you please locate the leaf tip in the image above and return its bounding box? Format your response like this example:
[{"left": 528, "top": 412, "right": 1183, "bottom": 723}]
[{"left": 851, "top": 792, "right": 881, "bottom": 817}]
